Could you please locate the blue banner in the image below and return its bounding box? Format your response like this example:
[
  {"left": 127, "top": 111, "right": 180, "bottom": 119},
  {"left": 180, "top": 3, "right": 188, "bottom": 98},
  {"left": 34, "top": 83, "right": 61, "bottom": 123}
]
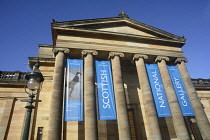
[
  {"left": 95, "top": 60, "right": 117, "bottom": 120},
  {"left": 168, "top": 66, "right": 194, "bottom": 116},
  {"left": 146, "top": 64, "right": 172, "bottom": 117},
  {"left": 64, "top": 59, "right": 83, "bottom": 121}
]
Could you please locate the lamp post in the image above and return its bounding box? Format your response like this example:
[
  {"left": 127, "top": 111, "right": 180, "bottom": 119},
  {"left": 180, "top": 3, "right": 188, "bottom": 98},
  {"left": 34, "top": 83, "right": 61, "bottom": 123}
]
[{"left": 21, "top": 61, "right": 44, "bottom": 140}]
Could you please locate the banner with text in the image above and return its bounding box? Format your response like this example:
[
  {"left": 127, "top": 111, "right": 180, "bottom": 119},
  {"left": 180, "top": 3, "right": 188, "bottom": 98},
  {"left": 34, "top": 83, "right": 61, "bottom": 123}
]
[
  {"left": 96, "top": 60, "right": 117, "bottom": 120},
  {"left": 167, "top": 65, "right": 194, "bottom": 116},
  {"left": 146, "top": 64, "right": 172, "bottom": 117},
  {"left": 64, "top": 59, "right": 83, "bottom": 121}
]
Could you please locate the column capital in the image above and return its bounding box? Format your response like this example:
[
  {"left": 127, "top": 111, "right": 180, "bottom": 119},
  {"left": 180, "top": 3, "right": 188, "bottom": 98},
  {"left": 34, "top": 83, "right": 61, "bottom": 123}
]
[
  {"left": 175, "top": 57, "right": 188, "bottom": 64},
  {"left": 81, "top": 50, "right": 98, "bottom": 57},
  {"left": 108, "top": 52, "right": 124, "bottom": 59},
  {"left": 52, "top": 48, "right": 70, "bottom": 56},
  {"left": 155, "top": 56, "right": 169, "bottom": 63},
  {"left": 132, "top": 54, "right": 148, "bottom": 61}
]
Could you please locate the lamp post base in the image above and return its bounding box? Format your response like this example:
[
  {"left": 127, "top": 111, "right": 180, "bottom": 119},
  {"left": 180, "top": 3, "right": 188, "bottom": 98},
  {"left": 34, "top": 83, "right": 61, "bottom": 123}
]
[{"left": 21, "top": 94, "right": 42, "bottom": 140}]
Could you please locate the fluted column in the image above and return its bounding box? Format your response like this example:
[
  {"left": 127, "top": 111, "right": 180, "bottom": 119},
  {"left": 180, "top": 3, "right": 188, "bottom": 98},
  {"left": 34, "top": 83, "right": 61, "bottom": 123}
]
[
  {"left": 109, "top": 52, "right": 131, "bottom": 140},
  {"left": 48, "top": 48, "right": 70, "bottom": 140},
  {"left": 133, "top": 54, "right": 162, "bottom": 140},
  {"left": 82, "top": 50, "right": 98, "bottom": 140},
  {"left": 156, "top": 56, "right": 190, "bottom": 139},
  {"left": 176, "top": 58, "right": 210, "bottom": 140}
]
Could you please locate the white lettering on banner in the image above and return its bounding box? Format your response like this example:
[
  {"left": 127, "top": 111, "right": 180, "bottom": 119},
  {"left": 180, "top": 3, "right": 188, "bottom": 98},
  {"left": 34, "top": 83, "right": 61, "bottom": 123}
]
[
  {"left": 152, "top": 70, "right": 165, "bottom": 107},
  {"left": 100, "top": 70, "right": 111, "bottom": 108},
  {"left": 173, "top": 77, "right": 187, "bottom": 106}
]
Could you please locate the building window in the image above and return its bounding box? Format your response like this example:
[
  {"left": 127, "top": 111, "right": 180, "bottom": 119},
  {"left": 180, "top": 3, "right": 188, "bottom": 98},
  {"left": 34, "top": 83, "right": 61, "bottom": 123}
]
[{"left": 37, "top": 127, "right": 43, "bottom": 140}]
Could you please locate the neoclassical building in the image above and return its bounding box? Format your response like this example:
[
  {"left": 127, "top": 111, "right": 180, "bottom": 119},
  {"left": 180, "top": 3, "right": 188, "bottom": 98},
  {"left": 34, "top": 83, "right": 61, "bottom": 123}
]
[{"left": 0, "top": 12, "right": 210, "bottom": 140}]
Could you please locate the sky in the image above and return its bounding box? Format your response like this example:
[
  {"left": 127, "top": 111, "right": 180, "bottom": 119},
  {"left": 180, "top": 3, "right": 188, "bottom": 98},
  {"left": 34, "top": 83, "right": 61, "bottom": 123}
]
[{"left": 0, "top": 0, "right": 210, "bottom": 78}]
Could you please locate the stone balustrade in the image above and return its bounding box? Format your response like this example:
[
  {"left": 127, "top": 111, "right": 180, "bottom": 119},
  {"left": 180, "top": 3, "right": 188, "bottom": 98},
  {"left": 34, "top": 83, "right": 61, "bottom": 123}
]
[
  {"left": 0, "top": 70, "right": 210, "bottom": 88},
  {"left": 192, "top": 78, "right": 210, "bottom": 84},
  {"left": 0, "top": 71, "right": 27, "bottom": 85},
  {"left": 0, "top": 71, "right": 27, "bottom": 80},
  {"left": 192, "top": 78, "right": 210, "bottom": 90}
]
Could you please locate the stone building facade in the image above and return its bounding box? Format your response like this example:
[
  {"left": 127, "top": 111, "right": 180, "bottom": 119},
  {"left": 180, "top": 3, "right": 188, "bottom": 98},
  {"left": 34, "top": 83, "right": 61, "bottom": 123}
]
[{"left": 0, "top": 12, "right": 210, "bottom": 140}]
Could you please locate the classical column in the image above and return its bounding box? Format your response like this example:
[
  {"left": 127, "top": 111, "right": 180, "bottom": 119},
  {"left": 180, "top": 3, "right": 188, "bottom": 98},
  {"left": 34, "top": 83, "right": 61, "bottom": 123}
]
[
  {"left": 133, "top": 54, "right": 162, "bottom": 140},
  {"left": 82, "top": 50, "right": 98, "bottom": 140},
  {"left": 176, "top": 58, "right": 210, "bottom": 140},
  {"left": 109, "top": 52, "right": 131, "bottom": 140},
  {"left": 48, "top": 48, "right": 70, "bottom": 140},
  {"left": 156, "top": 56, "right": 190, "bottom": 139}
]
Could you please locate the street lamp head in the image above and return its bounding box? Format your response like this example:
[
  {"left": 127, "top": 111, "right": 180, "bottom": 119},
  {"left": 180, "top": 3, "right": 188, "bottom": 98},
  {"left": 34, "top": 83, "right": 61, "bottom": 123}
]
[
  {"left": 22, "top": 61, "right": 44, "bottom": 140},
  {"left": 25, "top": 61, "right": 44, "bottom": 94}
]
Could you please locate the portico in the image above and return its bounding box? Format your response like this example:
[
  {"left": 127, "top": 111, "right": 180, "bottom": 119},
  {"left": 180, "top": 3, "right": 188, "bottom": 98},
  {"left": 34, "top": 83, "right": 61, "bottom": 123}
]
[{"left": 46, "top": 12, "right": 210, "bottom": 139}]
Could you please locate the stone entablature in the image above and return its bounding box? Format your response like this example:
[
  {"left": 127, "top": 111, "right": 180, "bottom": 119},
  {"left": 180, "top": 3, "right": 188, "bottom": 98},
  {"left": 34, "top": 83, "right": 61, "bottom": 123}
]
[{"left": 55, "top": 36, "right": 184, "bottom": 58}]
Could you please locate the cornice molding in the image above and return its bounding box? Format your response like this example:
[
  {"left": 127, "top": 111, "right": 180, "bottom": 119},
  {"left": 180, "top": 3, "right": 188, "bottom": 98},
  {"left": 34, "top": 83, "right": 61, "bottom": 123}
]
[
  {"left": 38, "top": 44, "right": 53, "bottom": 48},
  {"left": 28, "top": 57, "right": 55, "bottom": 62},
  {"left": 51, "top": 14, "right": 186, "bottom": 43},
  {"left": 53, "top": 27, "right": 185, "bottom": 45}
]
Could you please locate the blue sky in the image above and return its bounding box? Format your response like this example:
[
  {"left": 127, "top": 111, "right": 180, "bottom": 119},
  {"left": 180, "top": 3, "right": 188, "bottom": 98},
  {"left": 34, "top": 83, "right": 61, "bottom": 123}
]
[{"left": 0, "top": 0, "right": 210, "bottom": 78}]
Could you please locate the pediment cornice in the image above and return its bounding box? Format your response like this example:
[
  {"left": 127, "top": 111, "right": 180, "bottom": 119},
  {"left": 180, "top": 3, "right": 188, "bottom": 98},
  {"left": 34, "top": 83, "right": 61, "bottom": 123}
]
[
  {"left": 52, "top": 12, "right": 186, "bottom": 43},
  {"left": 53, "top": 26, "right": 185, "bottom": 47}
]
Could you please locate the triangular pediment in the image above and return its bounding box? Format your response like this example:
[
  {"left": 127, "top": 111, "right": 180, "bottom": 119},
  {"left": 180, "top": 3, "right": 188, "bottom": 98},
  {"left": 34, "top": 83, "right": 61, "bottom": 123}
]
[
  {"left": 96, "top": 25, "right": 156, "bottom": 38},
  {"left": 52, "top": 12, "right": 186, "bottom": 44}
]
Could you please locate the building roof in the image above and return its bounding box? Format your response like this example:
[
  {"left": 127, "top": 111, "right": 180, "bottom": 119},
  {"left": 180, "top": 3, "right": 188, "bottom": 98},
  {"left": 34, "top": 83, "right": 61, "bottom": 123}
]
[{"left": 51, "top": 11, "right": 186, "bottom": 46}]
